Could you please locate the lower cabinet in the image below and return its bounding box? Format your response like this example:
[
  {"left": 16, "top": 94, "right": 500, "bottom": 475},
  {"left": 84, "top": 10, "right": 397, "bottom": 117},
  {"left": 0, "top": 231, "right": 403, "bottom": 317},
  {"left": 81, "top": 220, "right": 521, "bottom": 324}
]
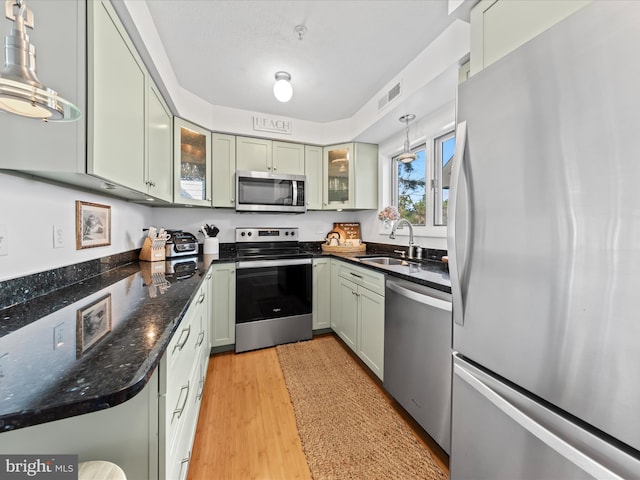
[
  {"left": 0, "top": 273, "right": 213, "bottom": 480},
  {"left": 312, "top": 258, "right": 331, "bottom": 330},
  {"left": 210, "top": 262, "right": 236, "bottom": 347},
  {"left": 159, "top": 277, "right": 210, "bottom": 480},
  {"left": 332, "top": 260, "right": 385, "bottom": 380}
]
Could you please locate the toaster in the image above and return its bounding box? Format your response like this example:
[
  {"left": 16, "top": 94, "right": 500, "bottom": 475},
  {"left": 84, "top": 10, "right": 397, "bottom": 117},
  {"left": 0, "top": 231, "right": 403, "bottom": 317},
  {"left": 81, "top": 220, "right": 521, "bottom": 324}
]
[{"left": 165, "top": 230, "right": 198, "bottom": 258}]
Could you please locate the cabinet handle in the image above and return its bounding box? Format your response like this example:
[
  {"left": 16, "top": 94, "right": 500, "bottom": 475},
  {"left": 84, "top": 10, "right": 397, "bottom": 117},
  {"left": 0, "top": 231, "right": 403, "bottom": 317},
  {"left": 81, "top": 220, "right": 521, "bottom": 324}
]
[
  {"left": 172, "top": 381, "right": 190, "bottom": 422},
  {"left": 206, "top": 273, "right": 212, "bottom": 280},
  {"left": 197, "top": 376, "right": 205, "bottom": 400},
  {"left": 349, "top": 272, "right": 363, "bottom": 279},
  {"left": 197, "top": 292, "right": 206, "bottom": 304},
  {"left": 273, "top": 166, "right": 277, "bottom": 171},
  {"left": 179, "top": 455, "right": 190, "bottom": 480},
  {"left": 173, "top": 325, "right": 191, "bottom": 353},
  {"left": 196, "top": 330, "right": 205, "bottom": 347}
]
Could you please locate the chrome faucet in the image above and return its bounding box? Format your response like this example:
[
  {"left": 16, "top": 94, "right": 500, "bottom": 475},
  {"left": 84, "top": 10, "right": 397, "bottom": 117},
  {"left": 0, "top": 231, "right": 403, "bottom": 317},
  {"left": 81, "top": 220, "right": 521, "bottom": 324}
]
[{"left": 390, "top": 218, "right": 416, "bottom": 258}]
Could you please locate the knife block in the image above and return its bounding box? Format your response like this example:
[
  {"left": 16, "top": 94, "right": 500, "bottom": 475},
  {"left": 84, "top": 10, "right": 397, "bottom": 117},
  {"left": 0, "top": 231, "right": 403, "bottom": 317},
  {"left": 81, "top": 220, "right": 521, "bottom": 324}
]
[{"left": 139, "top": 237, "right": 166, "bottom": 262}]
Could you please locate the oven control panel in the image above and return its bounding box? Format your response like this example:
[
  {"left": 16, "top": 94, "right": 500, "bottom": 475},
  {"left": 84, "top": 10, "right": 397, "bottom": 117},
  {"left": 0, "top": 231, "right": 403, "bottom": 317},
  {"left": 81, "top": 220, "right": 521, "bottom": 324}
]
[{"left": 235, "top": 227, "right": 298, "bottom": 242}]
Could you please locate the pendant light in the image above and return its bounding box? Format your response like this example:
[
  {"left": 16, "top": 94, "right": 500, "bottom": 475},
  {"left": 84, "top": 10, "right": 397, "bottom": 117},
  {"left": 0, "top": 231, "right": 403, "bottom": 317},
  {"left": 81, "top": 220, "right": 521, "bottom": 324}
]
[
  {"left": 273, "top": 71, "right": 293, "bottom": 103},
  {"left": 397, "top": 114, "right": 416, "bottom": 163},
  {"left": 0, "top": 0, "right": 80, "bottom": 121}
]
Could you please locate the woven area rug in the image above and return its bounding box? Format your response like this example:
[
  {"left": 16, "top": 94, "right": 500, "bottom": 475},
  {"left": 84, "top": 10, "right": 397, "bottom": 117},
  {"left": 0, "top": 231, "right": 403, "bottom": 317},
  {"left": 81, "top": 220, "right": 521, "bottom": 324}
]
[{"left": 276, "top": 335, "right": 448, "bottom": 480}]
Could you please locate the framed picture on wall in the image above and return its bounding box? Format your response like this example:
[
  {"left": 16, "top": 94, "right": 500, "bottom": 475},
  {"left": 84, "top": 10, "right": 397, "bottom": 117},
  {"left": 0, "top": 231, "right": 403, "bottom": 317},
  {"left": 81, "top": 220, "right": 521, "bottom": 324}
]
[
  {"left": 76, "top": 294, "right": 112, "bottom": 358},
  {"left": 76, "top": 200, "right": 111, "bottom": 249}
]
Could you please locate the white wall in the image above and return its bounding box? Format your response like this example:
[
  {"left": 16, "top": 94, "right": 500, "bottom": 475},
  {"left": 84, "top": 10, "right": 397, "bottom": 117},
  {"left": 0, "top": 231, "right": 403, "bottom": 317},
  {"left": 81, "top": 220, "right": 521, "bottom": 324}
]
[
  {"left": 150, "top": 207, "right": 373, "bottom": 244},
  {"left": 0, "top": 172, "right": 153, "bottom": 282}
]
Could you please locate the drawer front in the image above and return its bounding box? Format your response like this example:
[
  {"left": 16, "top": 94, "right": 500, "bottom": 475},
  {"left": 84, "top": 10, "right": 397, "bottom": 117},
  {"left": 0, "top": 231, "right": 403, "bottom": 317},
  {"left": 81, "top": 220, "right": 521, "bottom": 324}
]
[{"left": 337, "top": 261, "right": 385, "bottom": 296}]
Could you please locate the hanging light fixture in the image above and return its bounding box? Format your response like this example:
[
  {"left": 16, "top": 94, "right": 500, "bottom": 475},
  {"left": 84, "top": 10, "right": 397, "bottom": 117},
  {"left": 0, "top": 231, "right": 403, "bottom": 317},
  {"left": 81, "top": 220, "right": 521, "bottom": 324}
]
[
  {"left": 0, "top": 0, "right": 80, "bottom": 121},
  {"left": 273, "top": 71, "right": 293, "bottom": 103},
  {"left": 397, "top": 114, "right": 416, "bottom": 163}
]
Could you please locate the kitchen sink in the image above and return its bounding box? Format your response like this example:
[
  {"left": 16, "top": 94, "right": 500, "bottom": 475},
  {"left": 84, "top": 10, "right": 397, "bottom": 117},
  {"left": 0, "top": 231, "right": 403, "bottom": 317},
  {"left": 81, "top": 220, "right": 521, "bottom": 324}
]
[{"left": 357, "top": 256, "right": 416, "bottom": 266}]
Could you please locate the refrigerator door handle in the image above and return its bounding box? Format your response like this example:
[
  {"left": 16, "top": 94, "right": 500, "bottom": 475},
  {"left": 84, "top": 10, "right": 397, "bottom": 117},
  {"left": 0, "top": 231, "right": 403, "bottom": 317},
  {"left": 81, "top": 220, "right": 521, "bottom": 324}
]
[
  {"left": 454, "top": 360, "right": 626, "bottom": 480},
  {"left": 448, "top": 121, "right": 469, "bottom": 325}
]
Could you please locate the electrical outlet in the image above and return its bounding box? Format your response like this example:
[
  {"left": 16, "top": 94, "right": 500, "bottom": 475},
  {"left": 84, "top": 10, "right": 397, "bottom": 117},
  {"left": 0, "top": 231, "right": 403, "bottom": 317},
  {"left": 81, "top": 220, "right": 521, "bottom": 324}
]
[
  {"left": 0, "top": 224, "right": 7, "bottom": 256},
  {"left": 53, "top": 224, "right": 64, "bottom": 248}
]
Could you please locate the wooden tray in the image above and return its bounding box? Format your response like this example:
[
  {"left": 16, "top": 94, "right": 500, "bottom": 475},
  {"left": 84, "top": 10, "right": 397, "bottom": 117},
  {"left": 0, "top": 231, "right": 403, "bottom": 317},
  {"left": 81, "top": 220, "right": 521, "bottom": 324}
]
[{"left": 321, "top": 243, "right": 366, "bottom": 254}]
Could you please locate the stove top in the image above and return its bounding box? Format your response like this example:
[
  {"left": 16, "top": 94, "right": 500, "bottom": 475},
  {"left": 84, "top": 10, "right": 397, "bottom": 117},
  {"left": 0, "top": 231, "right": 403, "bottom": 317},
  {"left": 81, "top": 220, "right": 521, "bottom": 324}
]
[{"left": 235, "top": 227, "right": 311, "bottom": 260}]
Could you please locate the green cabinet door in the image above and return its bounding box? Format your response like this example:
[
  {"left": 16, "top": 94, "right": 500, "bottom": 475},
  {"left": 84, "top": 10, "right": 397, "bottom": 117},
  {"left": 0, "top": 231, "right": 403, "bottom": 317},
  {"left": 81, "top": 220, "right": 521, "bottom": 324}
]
[
  {"left": 147, "top": 83, "right": 173, "bottom": 202},
  {"left": 212, "top": 133, "right": 236, "bottom": 207},
  {"left": 88, "top": 0, "right": 145, "bottom": 192},
  {"left": 337, "top": 277, "right": 358, "bottom": 350},
  {"left": 358, "top": 287, "right": 385, "bottom": 379},
  {"left": 313, "top": 258, "right": 331, "bottom": 330},
  {"left": 210, "top": 263, "right": 236, "bottom": 347}
]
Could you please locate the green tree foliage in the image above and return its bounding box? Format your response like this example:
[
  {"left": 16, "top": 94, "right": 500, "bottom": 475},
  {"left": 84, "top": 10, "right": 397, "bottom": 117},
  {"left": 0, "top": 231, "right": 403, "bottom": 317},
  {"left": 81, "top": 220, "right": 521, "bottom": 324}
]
[{"left": 397, "top": 161, "right": 426, "bottom": 225}]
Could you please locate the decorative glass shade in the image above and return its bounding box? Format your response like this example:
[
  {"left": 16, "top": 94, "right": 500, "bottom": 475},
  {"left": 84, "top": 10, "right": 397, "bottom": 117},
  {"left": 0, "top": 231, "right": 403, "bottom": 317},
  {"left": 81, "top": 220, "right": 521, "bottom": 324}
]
[
  {"left": 0, "top": 0, "right": 80, "bottom": 121},
  {"left": 273, "top": 71, "right": 293, "bottom": 103}
]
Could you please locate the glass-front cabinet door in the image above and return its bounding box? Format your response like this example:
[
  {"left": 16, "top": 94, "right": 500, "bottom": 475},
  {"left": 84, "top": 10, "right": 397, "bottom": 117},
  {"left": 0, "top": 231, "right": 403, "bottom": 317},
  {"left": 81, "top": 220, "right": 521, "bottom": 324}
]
[
  {"left": 174, "top": 117, "right": 212, "bottom": 206},
  {"left": 323, "top": 143, "right": 354, "bottom": 209}
]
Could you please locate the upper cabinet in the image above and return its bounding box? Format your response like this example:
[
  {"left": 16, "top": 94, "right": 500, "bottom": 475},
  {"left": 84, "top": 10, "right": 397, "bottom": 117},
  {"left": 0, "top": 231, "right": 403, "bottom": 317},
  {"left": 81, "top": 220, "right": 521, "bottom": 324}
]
[
  {"left": 236, "top": 137, "right": 305, "bottom": 175},
  {"left": 323, "top": 143, "right": 378, "bottom": 210},
  {"left": 173, "top": 118, "right": 212, "bottom": 207},
  {"left": 87, "top": 0, "right": 173, "bottom": 202},
  {"left": 272, "top": 141, "right": 305, "bottom": 175},
  {"left": 212, "top": 133, "right": 236, "bottom": 208},
  {"left": 146, "top": 84, "right": 173, "bottom": 202},
  {"left": 470, "top": 0, "right": 591, "bottom": 76},
  {"left": 304, "top": 145, "right": 323, "bottom": 210}
]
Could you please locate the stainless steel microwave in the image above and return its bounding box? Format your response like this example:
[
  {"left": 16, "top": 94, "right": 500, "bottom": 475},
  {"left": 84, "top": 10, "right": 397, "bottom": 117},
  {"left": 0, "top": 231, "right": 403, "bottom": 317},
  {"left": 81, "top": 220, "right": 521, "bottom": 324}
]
[{"left": 235, "top": 170, "right": 306, "bottom": 213}]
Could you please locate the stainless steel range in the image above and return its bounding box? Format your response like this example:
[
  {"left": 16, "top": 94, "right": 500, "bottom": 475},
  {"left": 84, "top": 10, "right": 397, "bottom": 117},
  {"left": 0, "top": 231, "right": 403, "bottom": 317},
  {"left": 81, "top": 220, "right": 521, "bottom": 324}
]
[{"left": 234, "top": 227, "right": 312, "bottom": 353}]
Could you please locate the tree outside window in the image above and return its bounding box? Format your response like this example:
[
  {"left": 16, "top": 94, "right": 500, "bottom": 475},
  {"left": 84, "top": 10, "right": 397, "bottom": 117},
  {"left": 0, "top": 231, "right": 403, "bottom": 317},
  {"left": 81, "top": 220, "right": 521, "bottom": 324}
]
[{"left": 395, "top": 146, "right": 426, "bottom": 226}]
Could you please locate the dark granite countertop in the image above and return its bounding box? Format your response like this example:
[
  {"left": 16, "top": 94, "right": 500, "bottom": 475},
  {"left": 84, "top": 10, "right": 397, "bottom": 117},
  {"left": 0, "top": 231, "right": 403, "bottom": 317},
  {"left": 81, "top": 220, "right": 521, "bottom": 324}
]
[
  {"left": 0, "top": 242, "right": 447, "bottom": 432},
  {"left": 300, "top": 242, "right": 451, "bottom": 293},
  {"left": 0, "top": 259, "right": 210, "bottom": 432}
]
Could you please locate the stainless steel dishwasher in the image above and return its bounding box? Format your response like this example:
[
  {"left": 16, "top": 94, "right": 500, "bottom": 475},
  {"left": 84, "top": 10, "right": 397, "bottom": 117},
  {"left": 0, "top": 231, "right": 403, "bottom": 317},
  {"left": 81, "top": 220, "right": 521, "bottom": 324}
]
[{"left": 384, "top": 278, "right": 452, "bottom": 454}]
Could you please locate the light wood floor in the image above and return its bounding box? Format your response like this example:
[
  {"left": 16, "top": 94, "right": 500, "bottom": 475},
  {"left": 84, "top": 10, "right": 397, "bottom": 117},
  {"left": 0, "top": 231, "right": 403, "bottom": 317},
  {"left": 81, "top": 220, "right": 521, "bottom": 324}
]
[{"left": 187, "top": 335, "right": 449, "bottom": 479}]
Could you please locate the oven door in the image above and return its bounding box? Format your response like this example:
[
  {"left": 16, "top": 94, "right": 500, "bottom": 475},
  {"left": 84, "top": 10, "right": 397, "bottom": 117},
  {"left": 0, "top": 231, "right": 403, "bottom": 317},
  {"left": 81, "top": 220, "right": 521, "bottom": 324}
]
[{"left": 236, "top": 258, "right": 312, "bottom": 323}]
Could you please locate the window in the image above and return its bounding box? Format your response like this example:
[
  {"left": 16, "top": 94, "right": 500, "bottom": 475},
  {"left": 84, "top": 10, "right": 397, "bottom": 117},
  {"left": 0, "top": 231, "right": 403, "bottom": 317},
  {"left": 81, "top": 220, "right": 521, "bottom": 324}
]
[
  {"left": 391, "top": 131, "right": 455, "bottom": 228},
  {"left": 393, "top": 144, "right": 427, "bottom": 225},
  {"left": 434, "top": 132, "right": 455, "bottom": 226}
]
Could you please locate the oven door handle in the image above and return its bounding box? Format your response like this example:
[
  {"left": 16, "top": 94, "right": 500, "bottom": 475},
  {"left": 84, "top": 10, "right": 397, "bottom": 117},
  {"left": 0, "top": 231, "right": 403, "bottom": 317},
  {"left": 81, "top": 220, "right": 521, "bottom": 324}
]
[{"left": 236, "top": 258, "right": 312, "bottom": 269}]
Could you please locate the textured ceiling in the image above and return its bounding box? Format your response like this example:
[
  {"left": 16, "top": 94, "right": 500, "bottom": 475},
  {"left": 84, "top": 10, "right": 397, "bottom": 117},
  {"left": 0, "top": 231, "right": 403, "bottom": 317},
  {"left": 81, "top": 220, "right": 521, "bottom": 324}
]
[{"left": 145, "top": 0, "right": 458, "bottom": 123}]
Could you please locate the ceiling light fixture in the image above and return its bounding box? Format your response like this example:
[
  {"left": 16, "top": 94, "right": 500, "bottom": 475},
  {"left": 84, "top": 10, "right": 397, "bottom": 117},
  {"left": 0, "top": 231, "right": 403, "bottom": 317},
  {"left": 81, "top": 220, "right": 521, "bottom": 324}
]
[
  {"left": 273, "top": 71, "right": 292, "bottom": 103},
  {"left": 397, "top": 114, "right": 417, "bottom": 163},
  {"left": 0, "top": 0, "right": 80, "bottom": 121}
]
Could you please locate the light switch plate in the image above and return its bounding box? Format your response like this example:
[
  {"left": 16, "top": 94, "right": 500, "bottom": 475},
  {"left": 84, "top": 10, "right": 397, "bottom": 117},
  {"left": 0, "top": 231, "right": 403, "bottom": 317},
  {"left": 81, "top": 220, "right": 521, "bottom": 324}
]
[
  {"left": 0, "top": 224, "right": 7, "bottom": 256},
  {"left": 53, "top": 224, "right": 64, "bottom": 248}
]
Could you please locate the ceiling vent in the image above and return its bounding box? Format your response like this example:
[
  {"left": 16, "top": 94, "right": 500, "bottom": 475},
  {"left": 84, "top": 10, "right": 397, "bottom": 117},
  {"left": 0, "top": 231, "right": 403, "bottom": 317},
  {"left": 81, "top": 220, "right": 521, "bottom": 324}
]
[{"left": 378, "top": 81, "right": 402, "bottom": 111}]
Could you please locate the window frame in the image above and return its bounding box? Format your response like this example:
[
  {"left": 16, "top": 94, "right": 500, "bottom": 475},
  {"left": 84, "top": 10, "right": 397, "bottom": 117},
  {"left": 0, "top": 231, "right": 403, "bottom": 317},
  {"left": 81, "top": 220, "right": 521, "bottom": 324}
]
[
  {"left": 384, "top": 131, "right": 453, "bottom": 239},
  {"left": 433, "top": 130, "right": 455, "bottom": 226}
]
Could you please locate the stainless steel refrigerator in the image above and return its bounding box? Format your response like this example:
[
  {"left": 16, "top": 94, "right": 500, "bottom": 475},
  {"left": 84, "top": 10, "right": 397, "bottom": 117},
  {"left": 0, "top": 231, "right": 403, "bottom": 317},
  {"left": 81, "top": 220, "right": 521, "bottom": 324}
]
[{"left": 448, "top": 2, "right": 640, "bottom": 478}]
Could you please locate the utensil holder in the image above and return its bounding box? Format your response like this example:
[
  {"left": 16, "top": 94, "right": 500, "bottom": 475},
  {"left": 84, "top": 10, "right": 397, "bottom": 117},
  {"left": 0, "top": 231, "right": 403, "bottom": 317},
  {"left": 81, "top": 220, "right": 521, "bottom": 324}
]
[{"left": 204, "top": 237, "right": 219, "bottom": 255}]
